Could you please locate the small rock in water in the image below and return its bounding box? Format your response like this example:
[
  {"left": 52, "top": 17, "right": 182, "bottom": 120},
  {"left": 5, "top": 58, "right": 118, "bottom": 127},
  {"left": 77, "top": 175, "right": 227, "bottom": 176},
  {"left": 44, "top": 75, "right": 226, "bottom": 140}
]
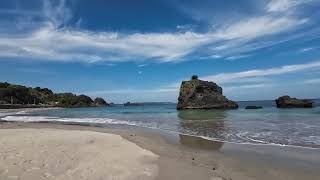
[{"left": 245, "top": 106, "right": 263, "bottom": 109}]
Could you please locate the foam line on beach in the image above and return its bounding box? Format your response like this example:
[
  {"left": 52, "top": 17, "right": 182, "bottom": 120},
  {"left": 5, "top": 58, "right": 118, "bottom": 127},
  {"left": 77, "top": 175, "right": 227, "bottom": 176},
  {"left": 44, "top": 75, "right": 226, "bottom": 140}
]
[{"left": 2, "top": 115, "right": 320, "bottom": 150}]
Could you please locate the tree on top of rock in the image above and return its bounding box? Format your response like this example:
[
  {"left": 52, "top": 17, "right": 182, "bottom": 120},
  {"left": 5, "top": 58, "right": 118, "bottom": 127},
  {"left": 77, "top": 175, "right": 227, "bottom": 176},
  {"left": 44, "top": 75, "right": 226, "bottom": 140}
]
[{"left": 191, "top": 75, "right": 198, "bottom": 80}]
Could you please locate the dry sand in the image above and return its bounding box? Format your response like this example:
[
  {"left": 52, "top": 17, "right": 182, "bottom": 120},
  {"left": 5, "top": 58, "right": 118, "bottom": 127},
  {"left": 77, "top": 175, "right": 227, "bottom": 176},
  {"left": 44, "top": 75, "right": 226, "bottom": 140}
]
[{"left": 0, "top": 129, "right": 158, "bottom": 180}]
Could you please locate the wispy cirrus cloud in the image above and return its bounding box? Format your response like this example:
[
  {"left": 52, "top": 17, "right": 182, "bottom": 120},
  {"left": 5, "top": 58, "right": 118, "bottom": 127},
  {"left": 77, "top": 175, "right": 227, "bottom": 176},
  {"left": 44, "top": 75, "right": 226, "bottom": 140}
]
[
  {"left": 224, "top": 83, "right": 273, "bottom": 92},
  {"left": 202, "top": 60, "right": 320, "bottom": 83},
  {"left": 0, "top": 15, "right": 309, "bottom": 63},
  {"left": 214, "top": 15, "right": 307, "bottom": 40},
  {"left": 166, "top": 60, "right": 320, "bottom": 90},
  {"left": 299, "top": 47, "right": 318, "bottom": 53},
  {"left": 266, "top": 0, "right": 313, "bottom": 12},
  {"left": 42, "top": 0, "right": 72, "bottom": 28},
  {"left": 0, "top": 0, "right": 317, "bottom": 63}
]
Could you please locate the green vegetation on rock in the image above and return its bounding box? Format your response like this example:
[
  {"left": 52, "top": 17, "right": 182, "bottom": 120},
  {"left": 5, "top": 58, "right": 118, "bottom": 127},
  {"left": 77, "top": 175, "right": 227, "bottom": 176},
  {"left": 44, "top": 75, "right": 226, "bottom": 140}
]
[{"left": 0, "top": 82, "right": 108, "bottom": 108}]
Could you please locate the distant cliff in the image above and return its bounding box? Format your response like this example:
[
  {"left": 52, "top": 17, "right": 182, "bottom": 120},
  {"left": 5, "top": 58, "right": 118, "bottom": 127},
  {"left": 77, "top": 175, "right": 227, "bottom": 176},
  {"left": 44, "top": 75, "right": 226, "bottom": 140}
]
[
  {"left": 0, "top": 82, "right": 108, "bottom": 108},
  {"left": 177, "top": 75, "right": 238, "bottom": 110}
]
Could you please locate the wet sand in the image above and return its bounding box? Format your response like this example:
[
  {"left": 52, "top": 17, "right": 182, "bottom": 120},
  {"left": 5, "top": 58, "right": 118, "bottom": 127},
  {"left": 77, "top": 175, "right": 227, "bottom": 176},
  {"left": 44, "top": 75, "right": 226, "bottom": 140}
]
[{"left": 1, "top": 121, "right": 320, "bottom": 180}]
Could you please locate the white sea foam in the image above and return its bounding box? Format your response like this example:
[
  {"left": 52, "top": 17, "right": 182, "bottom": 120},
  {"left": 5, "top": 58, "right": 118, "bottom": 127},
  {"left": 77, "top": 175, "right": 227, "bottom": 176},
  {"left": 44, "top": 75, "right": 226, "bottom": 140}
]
[
  {"left": 0, "top": 110, "right": 27, "bottom": 117},
  {"left": 0, "top": 112, "right": 11, "bottom": 117},
  {"left": 2, "top": 116, "right": 59, "bottom": 122},
  {"left": 1, "top": 115, "right": 145, "bottom": 127},
  {"left": 2, "top": 115, "right": 320, "bottom": 150},
  {"left": 15, "top": 111, "right": 29, "bottom": 115}
]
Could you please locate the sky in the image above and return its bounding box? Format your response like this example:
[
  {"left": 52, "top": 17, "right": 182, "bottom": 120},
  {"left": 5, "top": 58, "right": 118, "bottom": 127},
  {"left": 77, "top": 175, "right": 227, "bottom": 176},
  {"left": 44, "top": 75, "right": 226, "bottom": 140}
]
[{"left": 0, "top": 0, "right": 320, "bottom": 103}]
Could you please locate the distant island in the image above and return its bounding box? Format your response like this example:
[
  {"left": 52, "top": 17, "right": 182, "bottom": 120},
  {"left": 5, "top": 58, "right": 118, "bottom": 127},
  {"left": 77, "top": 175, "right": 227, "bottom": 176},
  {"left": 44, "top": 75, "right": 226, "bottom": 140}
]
[
  {"left": 0, "top": 82, "right": 108, "bottom": 108},
  {"left": 123, "top": 102, "right": 144, "bottom": 106}
]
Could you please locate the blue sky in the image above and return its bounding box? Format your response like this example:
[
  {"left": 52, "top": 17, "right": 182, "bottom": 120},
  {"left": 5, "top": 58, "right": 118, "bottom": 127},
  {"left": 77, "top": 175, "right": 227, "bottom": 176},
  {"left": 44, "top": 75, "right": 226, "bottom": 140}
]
[{"left": 0, "top": 0, "right": 320, "bottom": 103}]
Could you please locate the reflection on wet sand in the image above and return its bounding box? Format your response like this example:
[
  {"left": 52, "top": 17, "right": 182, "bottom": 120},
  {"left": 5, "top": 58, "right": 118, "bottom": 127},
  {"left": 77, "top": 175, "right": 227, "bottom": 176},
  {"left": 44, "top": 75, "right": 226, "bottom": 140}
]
[
  {"left": 178, "top": 109, "right": 230, "bottom": 142},
  {"left": 177, "top": 109, "right": 227, "bottom": 120},
  {"left": 179, "top": 134, "right": 224, "bottom": 150}
]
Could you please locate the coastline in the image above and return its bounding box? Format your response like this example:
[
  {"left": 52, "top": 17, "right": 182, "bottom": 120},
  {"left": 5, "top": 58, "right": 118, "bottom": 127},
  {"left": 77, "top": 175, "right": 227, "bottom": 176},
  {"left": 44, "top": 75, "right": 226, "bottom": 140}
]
[
  {"left": 0, "top": 107, "right": 61, "bottom": 118},
  {"left": 0, "top": 104, "right": 58, "bottom": 109},
  {"left": 1, "top": 121, "right": 319, "bottom": 180}
]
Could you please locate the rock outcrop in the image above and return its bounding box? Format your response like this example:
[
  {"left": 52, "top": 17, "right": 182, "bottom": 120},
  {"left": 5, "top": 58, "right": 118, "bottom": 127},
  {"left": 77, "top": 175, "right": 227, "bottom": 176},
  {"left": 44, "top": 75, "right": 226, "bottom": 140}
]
[
  {"left": 54, "top": 93, "right": 94, "bottom": 108},
  {"left": 0, "top": 82, "right": 109, "bottom": 108},
  {"left": 276, "top": 96, "right": 313, "bottom": 108},
  {"left": 177, "top": 76, "right": 238, "bottom": 110},
  {"left": 94, "top": 97, "right": 109, "bottom": 106}
]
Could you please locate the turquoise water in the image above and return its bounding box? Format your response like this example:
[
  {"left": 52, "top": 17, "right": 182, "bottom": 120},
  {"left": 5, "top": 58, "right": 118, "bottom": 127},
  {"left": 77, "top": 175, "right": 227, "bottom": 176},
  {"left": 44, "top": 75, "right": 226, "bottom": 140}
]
[{"left": 2, "top": 100, "right": 320, "bottom": 148}]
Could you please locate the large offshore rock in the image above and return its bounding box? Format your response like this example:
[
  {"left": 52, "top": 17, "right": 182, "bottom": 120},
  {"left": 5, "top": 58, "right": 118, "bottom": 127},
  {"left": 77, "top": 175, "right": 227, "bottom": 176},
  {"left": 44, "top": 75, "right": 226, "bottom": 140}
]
[
  {"left": 177, "top": 76, "right": 238, "bottom": 110},
  {"left": 275, "top": 96, "right": 313, "bottom": 108}
]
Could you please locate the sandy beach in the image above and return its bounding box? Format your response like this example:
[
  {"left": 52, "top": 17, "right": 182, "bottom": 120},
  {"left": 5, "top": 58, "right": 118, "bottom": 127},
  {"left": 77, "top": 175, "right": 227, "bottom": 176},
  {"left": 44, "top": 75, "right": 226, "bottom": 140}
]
[
  {"left": 0, "top": 128, "right": 158, "bottom": 180},
  {"left": 0, "top": 121, "right": 320, "bottom": 180}
]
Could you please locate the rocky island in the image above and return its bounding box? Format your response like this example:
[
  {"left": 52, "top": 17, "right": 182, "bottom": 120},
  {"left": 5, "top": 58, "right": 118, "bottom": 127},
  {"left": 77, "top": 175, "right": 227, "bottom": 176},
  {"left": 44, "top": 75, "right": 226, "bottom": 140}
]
[
  {"left": 0, "top": 82, "right": 108, "bottom": 108},
  {"left": 177, "top": 75, "right": 238, "bottom": 110},
  {"left": 276, "top": 95, "right": 313, "bottom": 108},
  {"left": 94, "top": 97, "right": 109, "bottom": 107}
]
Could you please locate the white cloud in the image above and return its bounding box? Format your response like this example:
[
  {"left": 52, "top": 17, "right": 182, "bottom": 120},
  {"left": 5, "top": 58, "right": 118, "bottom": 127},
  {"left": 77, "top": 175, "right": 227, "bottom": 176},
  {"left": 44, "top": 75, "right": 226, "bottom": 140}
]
[
  {"left": 43, "top": 0, "right": 72, "bottom": 28},
  {"left": 304, "top": 78, "right": 320, "bottom": 84},
  {"left": 224, "top": 83, "right": 272, "bottom": 92},
  {"left": 214, "top": 16, "right": 307, "bottom": 40},
  {"left": 157, "top": 60, "right": 320, "bottom": 88},
  {"left": 266, "top": 0, "right": 312, "bottom": 13},
  {"left": 137, "top": 64, "right": 148, "bottom": 67},
  {"left": 0, "top": 14, "right": 308, "bottom": 63},
  {"left": 266, "top": 0, "right": 316, "bottom": 13},
  {"left": 0, "top": 0, "right": 314, "bottom": 63},
  {"left": 202, "top": 60, "right": 320, "bottom": 83},
  {"left": 299, "top": 47, "right": 316, "bottom": 53},
  {"left": 0, "top": 25, "right": 211, "bottom": 62},
  {"left": 225, "top": 54, "right": 252, "bottom": 61}
]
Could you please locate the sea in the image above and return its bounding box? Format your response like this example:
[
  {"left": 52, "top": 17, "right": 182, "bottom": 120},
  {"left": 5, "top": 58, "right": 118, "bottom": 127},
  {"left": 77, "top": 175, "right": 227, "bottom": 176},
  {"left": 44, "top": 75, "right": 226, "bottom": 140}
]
[{"left": 1, "top": 99, "right": 320, "bottom": 149}]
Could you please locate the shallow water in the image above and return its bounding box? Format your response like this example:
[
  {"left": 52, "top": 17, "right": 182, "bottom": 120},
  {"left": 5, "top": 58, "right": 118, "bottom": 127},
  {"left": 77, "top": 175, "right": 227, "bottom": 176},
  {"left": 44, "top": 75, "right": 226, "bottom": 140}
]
[{"left": 2, "top": 100, "right": 320, "bottom": 149}]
